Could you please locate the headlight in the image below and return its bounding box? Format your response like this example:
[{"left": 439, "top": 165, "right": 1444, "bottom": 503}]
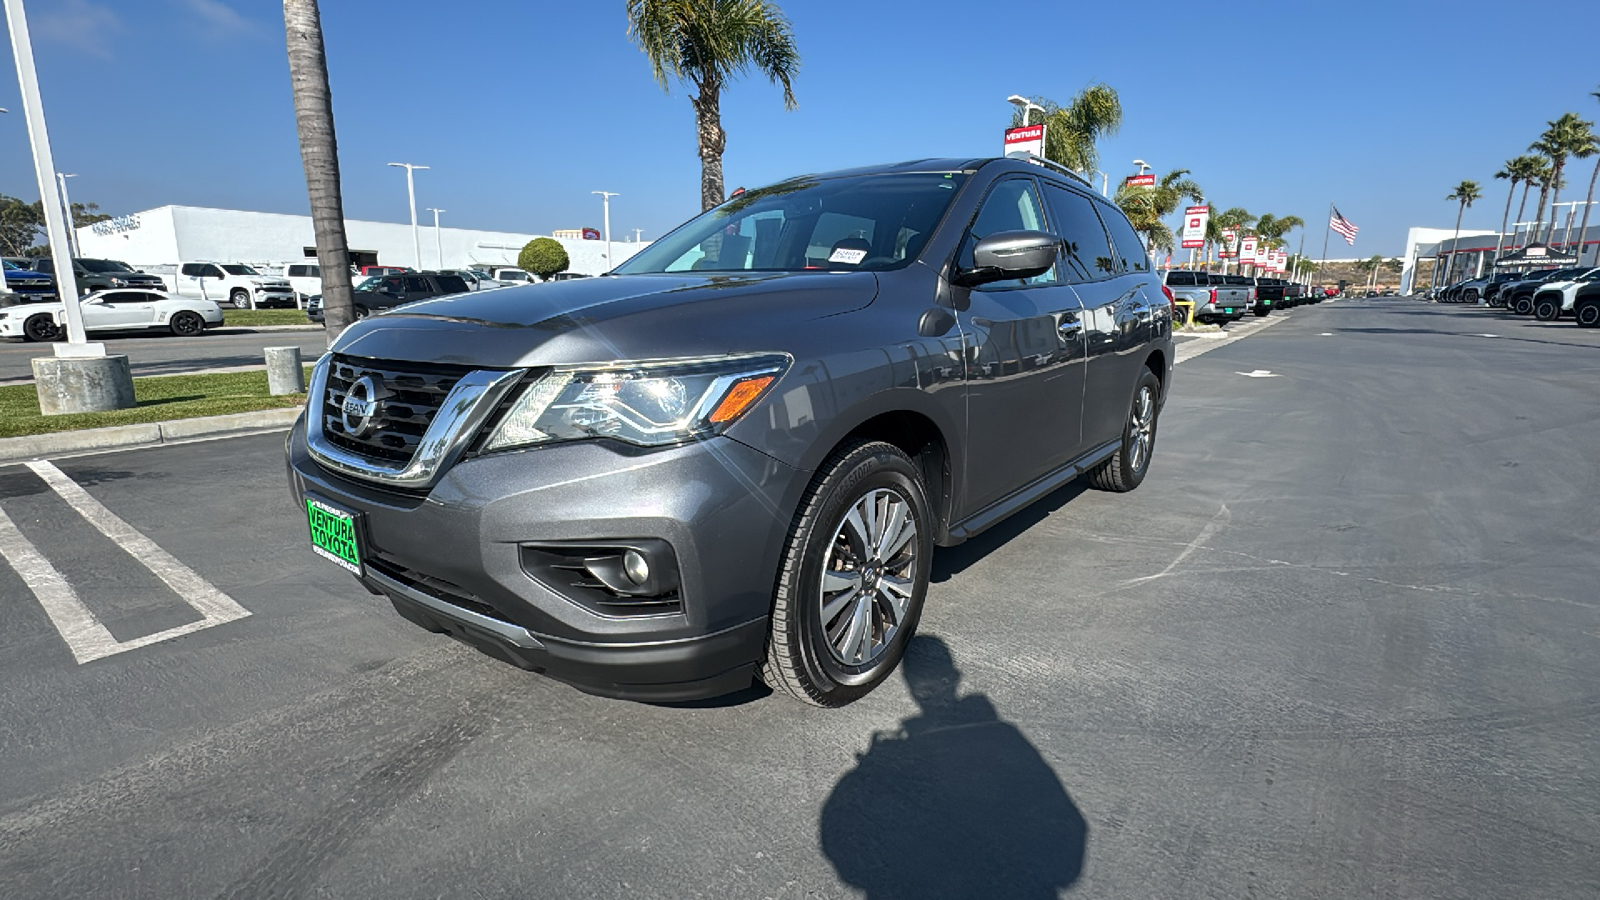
[
  {"left": 109, "top": 277, "right": 128, "bottom": 287},
  {"left": 483, "top": 354, "right": 789, "bottom": 452}
]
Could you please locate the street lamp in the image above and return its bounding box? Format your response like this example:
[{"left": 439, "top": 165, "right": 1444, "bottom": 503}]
[
  {"left": 592, "top": 191, "right": 619, "bottom": 273},
  {"left": 1093, "top": 170, "right": 1109, "bottom": 197},
  {"left": 1006, "top": 94, "right": 1045, "bottom": 127},
  {"left": 426, "top": 208, "right": 445, "bottom": 269},
  {"left": 387, "top": 162, "right": 429, "bottom": 270},
  {"left": 55, "top": 172, "right": 76, "bottom": 256},
  {"left": 1133, "top": 159, "right": 1151, "bottom": 176}
]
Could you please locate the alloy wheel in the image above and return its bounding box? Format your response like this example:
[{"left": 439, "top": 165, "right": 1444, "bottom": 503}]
[
  {"left": 818, "top": 487, "right": 918, "bottom": 667},
  {"left": 1130, "top": 384, "right": 1156, "bottom": 473}
]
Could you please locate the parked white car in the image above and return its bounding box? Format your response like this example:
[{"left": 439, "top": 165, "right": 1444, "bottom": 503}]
[
  {"left": 491, "top": 267, "right": 534, "bottom": 284},
  {"left": 0, "top": 289, "right": 224, "bottom": 342},
  {"left": 1530, "top": 268, "right": 1600, "bottom": 321},
  {"left": 162, "top": 262, "right": 296, "bottom": 309}
]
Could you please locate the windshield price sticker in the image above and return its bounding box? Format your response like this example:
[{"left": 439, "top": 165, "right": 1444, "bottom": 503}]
[{"left": 829, "top": 247, "right": 868, "bottom": 265}]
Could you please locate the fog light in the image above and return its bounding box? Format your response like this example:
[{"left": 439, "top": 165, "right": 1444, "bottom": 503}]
[{"left": 623, "top": 549, "right": 650, "bottom": 585}]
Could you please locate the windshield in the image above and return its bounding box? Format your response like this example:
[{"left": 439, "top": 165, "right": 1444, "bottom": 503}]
[
  {"left": 615, "top": 172, "right": 969, "bottom": 275},
  {"left": 80, "top": 259, "right": 134, "bottom": 273},
  {"left": 2, "top": 260, "right": 18, "bottom": 271},
  {"left": 354, "top": 276, "right": 383, "bottom": 292},
  {"left": 222, "top": 264, "right": 259, "bottom": 276}
]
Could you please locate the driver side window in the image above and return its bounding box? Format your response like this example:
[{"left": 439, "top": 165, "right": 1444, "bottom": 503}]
[{"left": 962, "top": 178, "right": 1057, "bottom": 290}]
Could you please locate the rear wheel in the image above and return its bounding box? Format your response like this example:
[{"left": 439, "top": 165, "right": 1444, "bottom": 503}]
[
  {"left": 1254, "top": 306, "right": 1270, "bottom": 317},
  {"left": 1574, "top": 300, "right": 1600, "bottom": 328},
  {"left": 761, "top": 441, "right": 933, "bottom": 707},
  {"left": 1089, "top": 370, "right": 1162, "bottom": 493},
  {"left": 22, "top": 313, "right": 60, "bottom": 342},
  {"left": 1534, "top": 297, "right": 1562, "bottom": 321},
  {"left": 1512, "top": 296, "right": 1534, "bottom": 315},
  {"left": 1463, "top": 289, "right": 1479, "bottom": 304},
  {"left": 169, "top": 311, "right": 204, "bottom": 336}
]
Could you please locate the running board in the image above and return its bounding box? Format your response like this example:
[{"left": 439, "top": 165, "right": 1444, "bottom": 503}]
[{"left": 942, "top": 439, "right": 1120, "bottom": 545}]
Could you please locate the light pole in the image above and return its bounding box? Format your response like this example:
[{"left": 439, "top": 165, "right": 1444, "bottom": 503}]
[
  {"left": 387, "top": 162, "right": 428, "bottom": 270},
  {"left": 426, "top": 207, "right": 445, "bottom": 269},
  {"left": 1093, "top": 170, "right": 1109, "bottom": 197},
  {"left": 55, "top": 172, "right": 77, "bottom": 257},
  {"left": 632, "top": 228, "right": 644, "bottom": 243},
  {"left": 593, "top": 191, "right": 618, "bottom": 273},
  {"left": 1133, "top": 159, "right": 1151, "bottom": 176},
  {"left": 1006, "top": 94, "right": 1045, "bottom": 127}
]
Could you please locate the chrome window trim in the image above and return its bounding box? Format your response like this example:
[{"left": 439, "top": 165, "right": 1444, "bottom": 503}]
[{"left": 304, "top": 354, "right": 526, "bottom": 489}]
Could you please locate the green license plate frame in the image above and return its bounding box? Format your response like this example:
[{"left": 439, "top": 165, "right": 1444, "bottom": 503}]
[{"left": 306, "top": 495, "right": 363, "bottom": 576}]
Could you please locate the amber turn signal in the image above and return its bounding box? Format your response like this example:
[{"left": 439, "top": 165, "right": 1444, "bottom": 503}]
[{"left": 708, "top": 375, "right": 776, "bottom": 424}]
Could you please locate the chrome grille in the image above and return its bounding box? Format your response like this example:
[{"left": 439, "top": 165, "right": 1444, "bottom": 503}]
[{"left": 320, "top": 355, "right": 474, "bottom": 464}]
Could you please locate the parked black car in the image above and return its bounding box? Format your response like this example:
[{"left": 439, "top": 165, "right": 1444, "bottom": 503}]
[
  {"left": 29, "top": 257, "right": 165, "bottom": 296},
  {"left": 287, "top": 157, "right": 1176, "bottom": 706},
  {"left": 306, "top": 272, "right": 472, "bottom": 322},
  {"left": 1500, "top": 268, "right": 1585, "bottom": 315}
]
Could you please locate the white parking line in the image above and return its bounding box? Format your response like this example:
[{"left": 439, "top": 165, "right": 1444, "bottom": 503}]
[{"left": 0, "top": 461, "right": 251, "bottom": 664}]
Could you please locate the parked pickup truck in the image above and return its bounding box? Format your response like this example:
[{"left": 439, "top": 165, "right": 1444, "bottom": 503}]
[
  {"left": 1, "top": 259, "right": 57, "bottom": 304},
  {"left": 157, "top": 262, "right": 297, "bottom": 309},
  {"left": 1165, "top": 270, "right": 1248, "bottom": 324},
  {"left": 1251, "top": 277, "right": 1289, "bottom": 315},
  {"left": 30, "top": 257, "right": 166, "bottom": 296}
]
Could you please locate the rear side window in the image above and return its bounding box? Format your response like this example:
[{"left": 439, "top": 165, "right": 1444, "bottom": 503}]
[
  {"left": 1165, "top": 272, "right": 1199, "bottom": 286},
  {"left": 181, "top": 263, "right": 204, "bottom": 276},
  {"left": 433, "top": 275, "right": 469, "bottom": 294},
  {"left": 1041, "top": 183, "right": 1116, "bottom": 283},
  {"left": 402, "top": 276, "right": 430, "bottom": 293},
  {"left": 1094, "top": 202, "right": 1150, "bottom": 274}
]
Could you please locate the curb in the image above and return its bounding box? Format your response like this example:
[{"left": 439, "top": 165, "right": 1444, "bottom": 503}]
[
  {"left": 0, "top": 407, "right": 302, "bottom": 464},
  {"left": 212, "top": 324, "right": 325, "bottom": 333}
]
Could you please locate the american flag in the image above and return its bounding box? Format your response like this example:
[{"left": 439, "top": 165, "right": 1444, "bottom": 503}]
[{"left": 1330, "top": 207, "right": 1359, "bottom": 244}]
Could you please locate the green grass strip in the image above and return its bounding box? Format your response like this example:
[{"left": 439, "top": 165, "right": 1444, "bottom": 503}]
[
  {"left": 1, "top": 367, "right": 313, "bottom": 438},
  {"left": 223, "top": 309, "right": 313, "bottom": 327}
]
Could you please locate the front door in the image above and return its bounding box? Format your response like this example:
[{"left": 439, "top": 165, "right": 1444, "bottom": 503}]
[
  {"left": 83, "top": 291, "right": 157, "bottom": 330},
  {"left": 956, "top": 176, "right": 1086, "bottom": 516}
]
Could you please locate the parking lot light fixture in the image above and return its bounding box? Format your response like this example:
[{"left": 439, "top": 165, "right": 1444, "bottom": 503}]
[
  {"left": 593, "top": 191, "right": 619, "bottom": 273},
  {"left": 387, "top": 162, "right": 429, "bottom": 270},
  {"left": 426, "top": 207, "right": 445, "bottom": 269},
  {"left": 1006, "top": 94, "right": 1044, "bottom": 127},
  {"left": 1133, "top": 159, "right": 1151, "bottom": 176}
]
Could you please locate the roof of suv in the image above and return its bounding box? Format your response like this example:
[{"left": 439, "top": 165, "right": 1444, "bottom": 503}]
[{"left": 779, "top": 157, "right": 1096, "bottom": 191}]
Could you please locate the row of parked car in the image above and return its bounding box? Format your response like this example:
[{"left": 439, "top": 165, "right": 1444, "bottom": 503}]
[
  {"left": 1161, "top": 270, "right": 1336, "bottom": 324},
  {"left": 1427, "top": 267, "right": 1600, "bottom": 327}
]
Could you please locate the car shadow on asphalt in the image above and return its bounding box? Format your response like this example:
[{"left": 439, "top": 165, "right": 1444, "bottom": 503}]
[
  {"left": 819, "top": 635, "right": 1087, "bottom": 899},
  {"left": 931, "top": 481, "right": 1088, "bottom": 584}
]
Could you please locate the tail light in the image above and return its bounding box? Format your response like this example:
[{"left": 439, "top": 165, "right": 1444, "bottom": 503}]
[
  {"left": 1209, "top": 288, "right": 1217, "bottom": 303},
  {"left": 1161, "top": 283, "right": 1175, "bottom": 309}
]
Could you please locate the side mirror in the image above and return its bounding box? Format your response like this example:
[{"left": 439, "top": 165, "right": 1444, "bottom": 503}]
[{"left": 955, "top": 230, "right": 1060, "bottom": 287}]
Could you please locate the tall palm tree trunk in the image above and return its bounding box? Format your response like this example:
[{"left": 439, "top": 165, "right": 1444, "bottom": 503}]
[
  {"left": 1547, "top": 162, "right": 1565, "bottom": 244},
  {"left": 692, "top": 82, "right": 726, "bottom": 212},
  {"left": 1446, "top": 201, "right": 1466, "bottom": 283},
  {"left": 1577, "top": 157, "right": 1600, "bottom": 266},
  {"left": 1532, "top": 182, "right": 1551, "bottom": 243},
  {"left": 283, "top": 0, "right": 352, "bottom": 342},
  {"left": 1498, "top": 178, "right": 1517, "bottom": 252},
  {"left": 1515, "top": 181, "right": 1533, "bottom": 248}
]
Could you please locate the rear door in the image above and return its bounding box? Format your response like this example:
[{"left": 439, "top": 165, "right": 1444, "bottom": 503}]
[{"left": 1081, "top": 199, "right": 1160, "bottom": 447}]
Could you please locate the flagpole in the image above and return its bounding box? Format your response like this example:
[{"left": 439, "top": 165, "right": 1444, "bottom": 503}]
[{"left": 1320, "top": 201, "right": 1333, "bottom": 269}]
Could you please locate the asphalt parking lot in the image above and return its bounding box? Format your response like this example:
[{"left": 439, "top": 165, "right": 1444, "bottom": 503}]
[
  {"left": 1, "top": 299, "right": 1596, "bottom": 898},
  {"left": 0, "top": 328, "right": 327, "bottom": 383}
]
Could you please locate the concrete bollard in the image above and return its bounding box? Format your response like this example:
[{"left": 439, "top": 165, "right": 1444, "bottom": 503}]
[
  {"left": 264, "top": 346, "right": 305, "bottom": 395},
  {"left": 32, "top": 354, "right": 137, "bottom": 415}
]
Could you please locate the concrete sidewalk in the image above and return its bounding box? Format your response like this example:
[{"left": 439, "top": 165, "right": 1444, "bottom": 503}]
[{"left": 0, "top": 407, "right": 302, "bottom": 465}]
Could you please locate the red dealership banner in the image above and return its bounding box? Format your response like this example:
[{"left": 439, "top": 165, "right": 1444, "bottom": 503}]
[
  {"left": 1125, "top": 173, "right": 1156, "bottom": 187},
  {"left": 1180, "top": 205, "right": 1209, "bottom": 249},
  {"left": 1003, "top": 124, "right": 1046, "bottom": 158}
]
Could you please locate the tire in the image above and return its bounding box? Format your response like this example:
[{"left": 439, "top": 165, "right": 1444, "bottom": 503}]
[
  {"left": 1534, "top": 297, "right": 1561, "bottom": 321},
  {"left": 1253, "top": 307, "right": 1270, "bottom": 317},
  {"left": 230, "top": 289, "right": 251, "bottom": 310},
  {"left": 354, "top": 305, "right": 370, "bottom": 319},
  {"left": 169, "top": 310, "right": 204, "bottom": 336},
  {"left": 1575, "top": 300, "right": 1600, "bottom": 328},
  {"left": 1464, "top": 290, "right": 1479, "bottom": 304},
  {"left": 761, "top": 440, "right": 934, "bottom": 707},
  {"left": 1512, "top": 296, "right": 1533, "bottom": 315},
  {"left": 1089, "top": 370, "right": 1162, "bottom": 493},
  {"left": 22, "top": 313, "right": 60, "bottom": 343}
]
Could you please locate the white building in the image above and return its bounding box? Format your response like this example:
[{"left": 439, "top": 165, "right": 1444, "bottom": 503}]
[{"left": 74, "top": 206, "right": 648, "bottom": 276}]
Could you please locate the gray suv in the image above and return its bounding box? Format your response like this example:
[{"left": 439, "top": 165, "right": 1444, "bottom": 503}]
[{"left": 287, "top": 157, "right": 1174, "bottom": 706}]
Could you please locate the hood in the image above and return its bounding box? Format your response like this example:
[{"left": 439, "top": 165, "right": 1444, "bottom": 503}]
[{"left": 330, "top": 271, "right": 879, "bottom": 369}]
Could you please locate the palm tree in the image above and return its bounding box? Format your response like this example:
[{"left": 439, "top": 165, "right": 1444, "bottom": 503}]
[
  {"left": 1511, "top": 156, "right": 1551, "bottom": 248},
  {"left": 626, "top": 0, "right": 800, "bottom": 212},
  {"left": 1115, "top": 168, "right": 1202, "bottom": 254},
  {"left": 1530, "top": 112, "right": 1593, "bottom": 242},
  {"left": 1571, "top": 89, "right": 1600, "bottom": 263},
  {"left": 1444, "top": 180, "right": 1483, "bottom": 284},
  {"left": 283, "top": 0, "right": 353, "bottom": 341},
  {"left": 1008, "top": 85, "right": 1122, "bottom": 176},
  {"left": 1360, "top": 254, "right": 1386, "bottom": 292}
]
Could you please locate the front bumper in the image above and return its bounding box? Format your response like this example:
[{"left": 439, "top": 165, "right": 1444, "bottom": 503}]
[{"left": 286, "top": 415, "right": 806, "bottom": 700}]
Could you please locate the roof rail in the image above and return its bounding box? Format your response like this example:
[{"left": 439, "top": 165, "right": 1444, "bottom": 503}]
[{"left": 1002, "top": 151, "right": 1093, "bottom": 189}]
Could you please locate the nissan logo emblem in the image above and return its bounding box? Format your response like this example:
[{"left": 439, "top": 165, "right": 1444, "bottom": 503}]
[{"left": 341, "top": 374, "right": 385, "bottom": 438}]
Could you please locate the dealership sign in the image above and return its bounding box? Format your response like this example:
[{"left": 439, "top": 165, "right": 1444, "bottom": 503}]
[
  {"left": 1003, "top": 124, "right": 1046, "bottom": 159},
  {"left": 91, "top": 214, "right": 141, "bottom": 236},
  {"left": 1220, "top": 228, "right": 1238, "bottom": 257},
  {"left": 1180, "top": 205, "right": 1209, "bottom": 249},
  {"left": 1239, "top": 234, "right": 1257, "bottom": 262},
  {"left": 1124, "top": 173, "right": 1156, "bottom": 188},
  {"left": 581, "top": 228, "right": 601, "bottom": 240}
]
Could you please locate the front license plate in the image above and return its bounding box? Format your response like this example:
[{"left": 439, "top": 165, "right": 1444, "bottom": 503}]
[{"left": 306, "top": 496, "right": 363, "bottom": 575}]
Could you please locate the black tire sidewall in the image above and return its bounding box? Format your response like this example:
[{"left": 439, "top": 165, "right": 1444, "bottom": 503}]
[
  {"left": 24, "top": 314, "right": 58, "bottom": 342},
  {"left": 171, "top": 312, "right": 202, "bottom": 335},
  {"left": 1576, "top": 302, "right": 1600, "bottom": 328},
  {"left": 781, "top": 445, "right": 933, "bottom": 704}
]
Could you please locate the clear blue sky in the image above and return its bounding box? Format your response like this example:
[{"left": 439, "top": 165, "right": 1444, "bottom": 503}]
[{"left": 3, "top": 0, "right": 1599, "bottom": 257}]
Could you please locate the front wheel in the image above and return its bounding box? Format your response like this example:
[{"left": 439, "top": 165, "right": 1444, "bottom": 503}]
[
  {"left": 762, "top": 441, "right": 933, "bottom": 707},
  {"left": 23, "top": 313, "right": 61, "bottom": 342},
  {"left": 1512, "top": 296, "right": 1534, "bottom": 315},
  {"left": 1089, "top": 370, "right": 1162, "bottom": 493},
  {"left": 1534, "top": 298, "right": 1562, "bottom": 321},
  {"left": 1575, "top": 300, "right": 1600, "bottom": 328},
  {"left": 169, "top": 311, "right": 205, "bottom": 336}
]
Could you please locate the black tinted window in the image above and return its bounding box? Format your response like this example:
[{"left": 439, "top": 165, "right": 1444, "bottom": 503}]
[
  {"left": 1041, "top": 183, "right": 1116, "bottom": 283},
  {"left": 1165, "top": 271, "right": 1200, "bottom": 286},
  {"left": 1095, "top": 202, "right": 1150, "bottom": 273},
  {"left": 181, "top": 263, "right": 203, "bottom": 276},
  {"left": 433, "top": 275, "right": 469, "bottom": 294},
  {"left": 33, "top": 259, "right": 53, "bottom": 274},
  {"left": 960, "top": 177, "right": 1056, "bottom": 289},
  {"left": 402, "top": 276, "right": 429, "bottom": 293}
]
